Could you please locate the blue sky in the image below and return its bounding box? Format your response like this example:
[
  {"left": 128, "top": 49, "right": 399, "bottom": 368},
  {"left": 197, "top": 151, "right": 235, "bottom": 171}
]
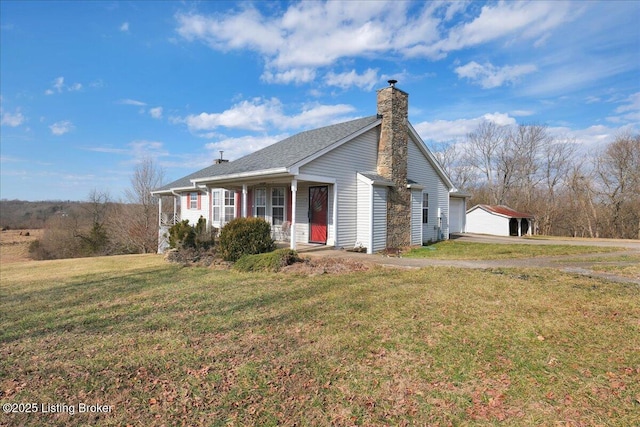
[{"left": 1, "top": 0, "right": 638, "bottom": 201}]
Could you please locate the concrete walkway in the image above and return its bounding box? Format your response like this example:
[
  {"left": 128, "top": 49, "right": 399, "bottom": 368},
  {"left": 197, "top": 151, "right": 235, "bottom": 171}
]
[{"left": 302, "top": 234, "right": 640, "bottom": 285}]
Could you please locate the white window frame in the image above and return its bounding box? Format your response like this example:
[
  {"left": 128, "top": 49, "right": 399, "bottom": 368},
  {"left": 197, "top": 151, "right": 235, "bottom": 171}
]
[
  {"left": 422, "top": 192, "right": 429, "bottom": 224},
  {"left": 271, "top": 187, "right": 285, "bottom": 226},
  {"left": 224, "top": 190, "right": 235, "bottom": 222},
  {"left": 189, "top": 192, "right": 198, "bottom": 210},
  {"left": 254, "top": 188, "right": 266, "bottom": 219},
  {"left": 212, "top": 190, "right": 221, "bottom": 222}
]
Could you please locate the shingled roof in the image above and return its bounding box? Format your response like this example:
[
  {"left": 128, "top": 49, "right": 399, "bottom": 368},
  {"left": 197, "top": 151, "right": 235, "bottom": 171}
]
[
  {"left": 153, "top": 115, "right": 380, "bottom": 193},
  {"left": 469, "top": 204, "right": 534, "bottom": 218}
]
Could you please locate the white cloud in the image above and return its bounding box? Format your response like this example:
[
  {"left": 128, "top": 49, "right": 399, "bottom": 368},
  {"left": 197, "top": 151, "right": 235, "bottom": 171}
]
[
  {"left": 510, "top": 110, "right": 535, "bottom": 117},
  {"left": 428, "top": 1, "right": 574, "bottom": 57},
  {"left": 45, "top": 76, "right": 82, "bottom": 95},
  {"left": 261, "top": 68, "right": 316, "bottom": 85},
  {"left": 174, "top": 1, "right": 573, "bottom": 84},
  {"left": 149, "top": 107, "right": 163, "bottom": 119},
  {"left": 614, "top": 92, "right": 640, "bottom": 114},
  {"left": 414, "top": 112, "right": 517, "bottom": 144},
  {"left": 204, "top": 134, "right": 289, "bottom": 162},
  {"left": 120, "top": 22, "right": 129, "bottom": 32},
  {"left": 181, "top": 97, "right": 356, "bottom": 134},
  {"left": 454, "top": 61, "right": 537, "bottom": 88},
  {"left": 1, "top": 109, "right": 25, "bottom": 127},
  {"left": 606, "top": 92, "right": 640, "bottom": 124},
  {"left": 117, "top": 98, "right": 147, "bottom": 106},
  {"left": 49, "top": 120, "right": 74, "bottom": 135},
  {"left": 324, "top": 68, "right": 379, "bottom": 90}
]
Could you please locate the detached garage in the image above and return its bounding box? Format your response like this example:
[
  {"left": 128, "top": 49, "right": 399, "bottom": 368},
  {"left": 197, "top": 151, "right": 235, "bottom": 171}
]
[{"left": 466, "top": 204, "right": 535, "bottom": 237}]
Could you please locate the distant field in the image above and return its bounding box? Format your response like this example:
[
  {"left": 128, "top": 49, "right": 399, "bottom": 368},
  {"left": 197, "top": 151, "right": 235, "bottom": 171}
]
[
  {"left": 0, "top": 229, "right": 42, "bottom": 263},
  {"left": 1, "top": 254, "right": 638, "bottom": 426}
]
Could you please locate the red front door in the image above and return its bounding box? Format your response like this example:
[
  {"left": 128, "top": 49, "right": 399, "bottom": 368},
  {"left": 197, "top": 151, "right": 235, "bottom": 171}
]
[{"left": 309, "top": 186, "right": 328, "bottom": 244}]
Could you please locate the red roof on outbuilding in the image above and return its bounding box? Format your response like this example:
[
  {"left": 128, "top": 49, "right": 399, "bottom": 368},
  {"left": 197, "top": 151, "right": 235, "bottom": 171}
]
[{"left": 478, "top": 204, "right": 534, "bottom": 218}]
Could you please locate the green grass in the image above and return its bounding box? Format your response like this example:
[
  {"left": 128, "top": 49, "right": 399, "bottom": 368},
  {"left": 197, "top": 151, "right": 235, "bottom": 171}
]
[
  {"left": 405, "top": 240, "right": 623, "bottom": 260},
  {"left": 1, "top": 255, "right": 639, "bottom": 426}
]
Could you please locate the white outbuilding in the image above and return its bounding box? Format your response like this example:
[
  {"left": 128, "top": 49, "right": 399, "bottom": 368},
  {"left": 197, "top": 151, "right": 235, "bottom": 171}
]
[{"left": 466, "top": 204, "right": 535, "bottom": 237}]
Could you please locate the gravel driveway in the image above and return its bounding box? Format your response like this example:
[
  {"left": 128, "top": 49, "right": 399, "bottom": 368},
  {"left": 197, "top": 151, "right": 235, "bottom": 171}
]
[{"left": 305, "top": 233, "right": 640, "bottom": 285}]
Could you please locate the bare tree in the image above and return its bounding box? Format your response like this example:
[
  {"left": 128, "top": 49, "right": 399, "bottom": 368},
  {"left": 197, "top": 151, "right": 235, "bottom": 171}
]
[
  {"left": 464, "top": 121, "right": 509, "bottom": 204},
  {"left": 596, "top": 133, "right": 640, "bottom": 239},
  {"left": 431, "top": 141, "right": 477, "bottom": 190},
  {"left": 121, "top": 158, "right": 166, "bottom": 253}
]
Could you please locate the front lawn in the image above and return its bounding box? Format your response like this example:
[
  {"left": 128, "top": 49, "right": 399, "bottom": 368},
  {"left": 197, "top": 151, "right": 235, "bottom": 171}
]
[
  {"left": 405, "top": 240, "right": 622, "bottom": 260},
  {"left": 1, "top": 255, "right": 639, "bottom": 426}
]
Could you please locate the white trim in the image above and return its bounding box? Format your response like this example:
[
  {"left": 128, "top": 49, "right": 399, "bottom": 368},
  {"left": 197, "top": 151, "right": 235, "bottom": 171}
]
[
  {"left": 330, "top": 183, "right": 338, "bottom": 247},
  {"left": 295, "top": 173, "right": 337, "bottom": 184},
  {"left": 242, "top": 184, "right": 247, "bottom": 218},
  {"left": 290, "top": 179, "right": 297, "bottom": 250},
  {"left": 191, "top": 167, "right": 289, "bottom": 185},
  {"left": 356, "top": 172, "right": 394, "bottom": 187},
  {"left": 369, "top": 183, "right": 374, "bottom": 254}
]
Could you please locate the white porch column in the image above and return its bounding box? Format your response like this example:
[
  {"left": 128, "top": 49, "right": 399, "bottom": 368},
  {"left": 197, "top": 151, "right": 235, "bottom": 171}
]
[
  {"left": 518, "top": 218, "right": 522, "bottom": 236},
  {"left": 290, "top": 179, "right": 297, "bottom": 250},
  {"left": 242, "top": 184, "right": 248, "bottom": 218},
  {"left": 173, "top": 194, "right": 177, "bottom": 222},
  {"left": 158, "top": 197, "right": 163, "bottom": 226},
  {"left": 332, "top": 183, "right": 338, "bottom": 247}
]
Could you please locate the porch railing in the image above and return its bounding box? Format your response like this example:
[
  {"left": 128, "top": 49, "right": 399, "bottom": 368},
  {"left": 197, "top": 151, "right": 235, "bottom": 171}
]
[{"left": 160, "top": 213, "right": 180, "bottom": 226}]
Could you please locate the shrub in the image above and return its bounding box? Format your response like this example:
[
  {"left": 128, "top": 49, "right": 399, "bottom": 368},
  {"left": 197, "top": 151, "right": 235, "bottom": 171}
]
[
  {"left": 168, "top": 220, "right": 195, "bottom": 249},
  {"left": 218, "top": 217, "right": 275, "bottom": 261},
  {"left": 194, "top": 216, "right": 216, "bottom": 250},
  {"left": 234, "top": 249, "right": 301, "bottom": 272}
]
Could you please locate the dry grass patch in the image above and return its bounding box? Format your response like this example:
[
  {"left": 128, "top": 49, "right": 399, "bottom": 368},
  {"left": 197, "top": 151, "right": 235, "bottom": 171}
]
[
  {"left": 405, "top": 240, "right": 623, "bottom": 260},
  {"left": 1, "top": 256, "right": 639, "bottom": 426},
  {"left": 0, "top": 229, "right": 42, "bottom": 263}
]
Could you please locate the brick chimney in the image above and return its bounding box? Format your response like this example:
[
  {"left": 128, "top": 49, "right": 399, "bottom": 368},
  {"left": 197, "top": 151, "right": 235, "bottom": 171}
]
[{"left": 377, "top": 80, "right": 411, "bottom": 248}]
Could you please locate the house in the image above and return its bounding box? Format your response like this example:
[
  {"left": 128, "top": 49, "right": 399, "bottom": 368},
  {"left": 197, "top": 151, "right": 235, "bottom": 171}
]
[
  {"left": 466, "top": 204, "right": 535, "bottom": 237},
  {"left": 152, "top": 81, "right": 456, "bottom": 254}
]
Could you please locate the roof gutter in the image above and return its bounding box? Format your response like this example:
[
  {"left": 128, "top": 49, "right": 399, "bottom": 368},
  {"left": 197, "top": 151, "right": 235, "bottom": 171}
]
[{"left": 190, "top": 167, "right": 290, "bottom": 185}]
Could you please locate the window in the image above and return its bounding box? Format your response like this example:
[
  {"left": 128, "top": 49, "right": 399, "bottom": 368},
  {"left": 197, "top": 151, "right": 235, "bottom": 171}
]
[
  {"left": 271, "top": 187, "right": 285, "bottom": 226},
  {"left": 422, "top": 193, "right": 429, "bottom": 224},
  {"left": 224, "top": 190, "right": 235, "bottom": 222},
  {"left": 254, "top": 188, "right": 266, "bottom": 219},
  {"left": 189, "top": 192, "right": 198, "bottom": 210},
  {"left": 212, "top": 191, "right": 221, "bottom": 222}
]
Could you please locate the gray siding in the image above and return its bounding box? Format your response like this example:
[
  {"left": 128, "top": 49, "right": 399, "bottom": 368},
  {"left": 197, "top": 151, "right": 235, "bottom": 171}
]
[
  {"left": 299, "top": 127, "right": 379, "bottom": 248},
  {"left": 411, "top": 189, "right": 422, "bottom": 246},
  {"left": 407, "top": 136, "right": 450, "bottom": 243},
  {"left": 372, "top": 186, "right": 387, "bottom": 253}
]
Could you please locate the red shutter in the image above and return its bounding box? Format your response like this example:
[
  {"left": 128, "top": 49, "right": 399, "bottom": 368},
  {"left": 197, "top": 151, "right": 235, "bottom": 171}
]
[
  {"left": 247, "top": 189, "right": 253, "bottom": 218},
  {"left": 197, "top": 193, "right": 202, "bottom": 210},
  {"left": 235, "top": 191, "right": 241, "bottom": 218},
  {"left": 287, "top": 188, "right": 292, "bottom": 222}
]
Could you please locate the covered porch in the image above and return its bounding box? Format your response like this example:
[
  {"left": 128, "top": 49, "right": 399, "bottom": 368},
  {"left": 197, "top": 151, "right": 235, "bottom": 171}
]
[{"left": 179, "top": 171, "right": 338, "bottom": 251}]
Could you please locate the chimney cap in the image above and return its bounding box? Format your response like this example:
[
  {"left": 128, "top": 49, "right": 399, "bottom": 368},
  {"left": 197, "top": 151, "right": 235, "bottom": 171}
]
[{"left": 387, "top": 79, "right": 398, "bottom": 87}]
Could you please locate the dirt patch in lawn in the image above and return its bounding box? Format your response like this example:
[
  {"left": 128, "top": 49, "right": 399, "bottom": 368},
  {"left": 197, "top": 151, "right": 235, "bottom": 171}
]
[{"left": 282, "top": 255, "right": 373, "bottom": 275}]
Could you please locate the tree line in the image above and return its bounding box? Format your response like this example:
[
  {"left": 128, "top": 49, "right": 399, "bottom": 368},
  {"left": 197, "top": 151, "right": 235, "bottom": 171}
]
[
  {"left": 434, "top": 123, "right": 640, "bottom": 239},
  {"left": 26, "top": 158, "right": 171, "bottom": 259}
]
